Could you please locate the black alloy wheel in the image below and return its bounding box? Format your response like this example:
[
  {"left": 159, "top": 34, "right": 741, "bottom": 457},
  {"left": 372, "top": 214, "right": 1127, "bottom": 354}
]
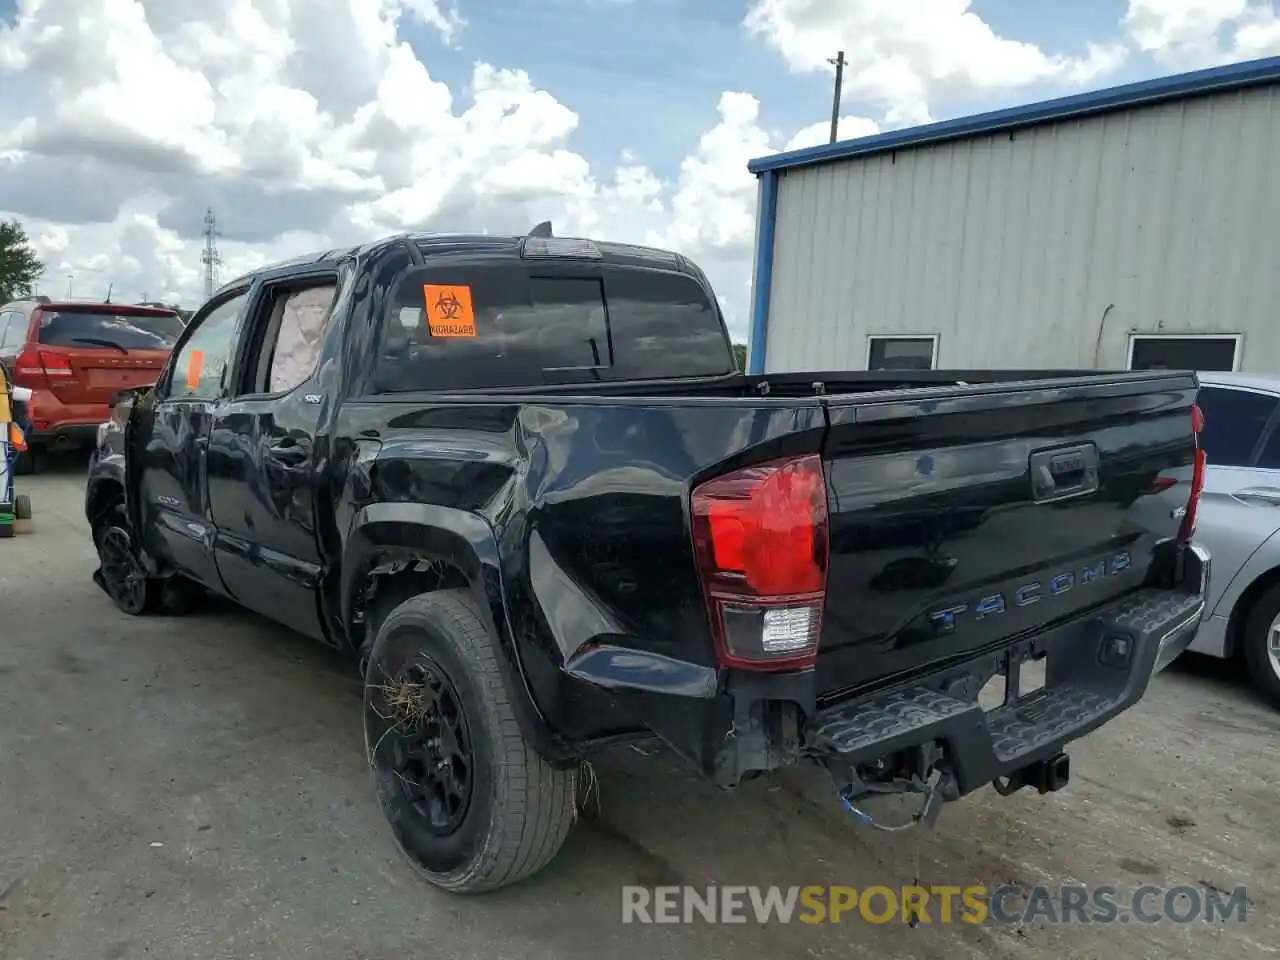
[
  {"left": 366, "top": 655, "right": 474, "bottom": 836},
  {"left": 97, "top": 522, "right": 152, "bottom": 615},
  {"left": 361, "top": 590, "right": 578, "bottom": 893}
]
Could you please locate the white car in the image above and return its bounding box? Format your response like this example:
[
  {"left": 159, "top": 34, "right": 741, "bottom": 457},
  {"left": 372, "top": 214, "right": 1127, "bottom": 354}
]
[{"left": 1161, "top": 372, "right": 1280, "bottom": 705}]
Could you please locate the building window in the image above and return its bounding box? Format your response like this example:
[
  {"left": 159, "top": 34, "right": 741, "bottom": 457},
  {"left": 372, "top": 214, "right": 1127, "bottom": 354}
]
[
  {"left": 867, "top": 335, "right": 938, "bottom": 371},
  {"left": 1128, "top": 335, "right": 1240, "bottom": 372}
]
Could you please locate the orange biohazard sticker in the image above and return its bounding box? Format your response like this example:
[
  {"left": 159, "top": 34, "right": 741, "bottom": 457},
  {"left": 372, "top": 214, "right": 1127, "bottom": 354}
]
[
  {"left": 185, "top": 350, "right": 204, "bottom": 389},
  {"left": 422, "top": 284, "right": 477, "bottom": 338}
]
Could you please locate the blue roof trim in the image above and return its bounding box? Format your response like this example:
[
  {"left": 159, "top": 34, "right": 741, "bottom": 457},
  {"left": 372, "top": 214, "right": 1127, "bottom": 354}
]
[
  {"left": 748, "top": 54, "right": 1280, "bottom": 175},
  {"left": 746, "top": 171, "right": 778, "bottom": 375}
]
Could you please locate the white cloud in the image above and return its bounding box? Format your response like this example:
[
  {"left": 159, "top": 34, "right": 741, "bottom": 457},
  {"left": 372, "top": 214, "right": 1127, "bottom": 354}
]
[
  {"left": 744, "top": 0, "right": 1128, "bottom": 126},
  {"left": 9, "top": 0, "right": 1238, "bottom": 347},
  {"left": 8, "top": 83, "right": 809, "bottom": 328},
  {"left": 1123, "top": 0, "right": 1280, "bottom": 67},
  {"left": 4, "top": 0, "right": 879, "bottom": 341},
  {"left": 784, "top": 116, "right": 881, "bottom": 152},
  {"left": 654, "top": 92, "right": 774, "bottom": 258}
]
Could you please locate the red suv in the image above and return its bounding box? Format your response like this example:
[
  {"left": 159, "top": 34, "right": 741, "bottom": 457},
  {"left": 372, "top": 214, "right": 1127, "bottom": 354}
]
[{"left": 0, "top": 297, "right": 185, "bottom": 472}]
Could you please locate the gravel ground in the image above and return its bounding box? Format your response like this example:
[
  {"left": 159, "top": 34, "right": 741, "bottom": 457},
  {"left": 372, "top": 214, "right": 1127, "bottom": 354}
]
[{"left": 1, "top": 454, "right": 1278, "bottom": 960}]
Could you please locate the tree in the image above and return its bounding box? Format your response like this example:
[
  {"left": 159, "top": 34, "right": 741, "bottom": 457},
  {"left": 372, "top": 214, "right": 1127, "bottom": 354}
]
[
  {"left": 0, "top": 219, "right": 44, "bottom": 303},
  {"left": 732, "top": 343, "right": 747, "bottom": 371}
]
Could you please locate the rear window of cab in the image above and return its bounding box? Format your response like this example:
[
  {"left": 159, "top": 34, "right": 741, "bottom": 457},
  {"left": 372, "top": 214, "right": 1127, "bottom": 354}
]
[{"left": 371, "top": 263, "right": 734, "bottom": 392}]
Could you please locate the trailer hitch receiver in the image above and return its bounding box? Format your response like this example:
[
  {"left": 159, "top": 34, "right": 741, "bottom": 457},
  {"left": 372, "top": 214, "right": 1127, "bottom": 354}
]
[{"left": 992, "top": 752, "right": 1071, "bottom": 797}]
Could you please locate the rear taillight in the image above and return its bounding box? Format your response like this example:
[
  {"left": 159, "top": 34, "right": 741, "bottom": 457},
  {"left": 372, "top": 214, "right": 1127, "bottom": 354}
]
[
  {"left": 14, "top": 346, "right": 42, "bottom": 384},
  {"left": 14, "top": 346, "right": 73, "bottom": 385},
  {"left": 1179, "top": 403, "right": 1206, "bottom": 541},
  {"left": 38, "top": 349, "right": 73, "bottom": 377},
  {"left": 690, "top": 454, "right": 829, "bottom": 671}
]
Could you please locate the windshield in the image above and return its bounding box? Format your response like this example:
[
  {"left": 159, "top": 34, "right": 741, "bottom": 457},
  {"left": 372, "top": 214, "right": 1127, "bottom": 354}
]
[{"left": 37, "top": 309, "right": 185, "bottom": 351}]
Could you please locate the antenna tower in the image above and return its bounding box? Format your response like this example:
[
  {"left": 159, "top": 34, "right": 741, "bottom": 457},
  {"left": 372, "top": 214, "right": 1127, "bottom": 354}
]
[{"left": 201, "top": 208, "right": 222, "bottom": 299}]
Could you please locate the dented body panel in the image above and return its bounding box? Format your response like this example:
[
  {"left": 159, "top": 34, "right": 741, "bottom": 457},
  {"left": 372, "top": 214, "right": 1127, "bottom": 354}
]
[{"left": 87, "top": 231, "right": 1210, "bottom": 796}]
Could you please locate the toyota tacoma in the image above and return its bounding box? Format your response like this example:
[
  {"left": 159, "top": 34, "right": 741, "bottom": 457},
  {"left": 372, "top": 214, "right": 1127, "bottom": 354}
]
[{"left": 86, "top": 226, "right": 1210, "bottom": 893}]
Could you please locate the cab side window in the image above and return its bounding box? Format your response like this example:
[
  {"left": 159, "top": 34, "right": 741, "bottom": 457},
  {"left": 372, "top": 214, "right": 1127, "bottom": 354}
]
[
  {"left": 167, "top": 293, "right": 248, "bottom": 401},
  {"left": 265, "top": 284, "right": 337, "bottom": 394}
]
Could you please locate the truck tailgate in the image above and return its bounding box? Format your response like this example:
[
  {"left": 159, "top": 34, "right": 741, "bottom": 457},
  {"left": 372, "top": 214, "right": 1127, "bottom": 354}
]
[{"left": 815, "top": 373, "right": 1199, "bottom": 701}]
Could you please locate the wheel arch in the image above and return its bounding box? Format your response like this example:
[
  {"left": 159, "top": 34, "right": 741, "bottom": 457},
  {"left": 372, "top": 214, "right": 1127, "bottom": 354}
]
[
  {"left": 342, "top": 501, "right": 575, "bottom": 765},
  {"left": 1225, "top": 563, "right": 1280, "bottom": 659},
  {"left": 85, "top": 473, "right": 126, "bottom": 534}
]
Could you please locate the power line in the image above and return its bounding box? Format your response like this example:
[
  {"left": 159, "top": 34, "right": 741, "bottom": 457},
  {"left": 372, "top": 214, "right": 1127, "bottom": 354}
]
[
  {"left": 200, "top": 208, "right": 222, "bottom": 300},
  {"left": 828, "top": 50, "right": 846, "bottom": 143}
]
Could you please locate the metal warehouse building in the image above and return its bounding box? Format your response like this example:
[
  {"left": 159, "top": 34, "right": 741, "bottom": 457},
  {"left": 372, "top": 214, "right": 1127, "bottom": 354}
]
[{"left": 744, "top": 55, "right": 1280, "bottom": 376}]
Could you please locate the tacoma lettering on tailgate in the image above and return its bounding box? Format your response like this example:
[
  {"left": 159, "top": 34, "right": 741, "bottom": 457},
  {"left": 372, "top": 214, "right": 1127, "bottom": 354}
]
[{"left": 929, "top": 552, "right": 1132, "bottom": 633}]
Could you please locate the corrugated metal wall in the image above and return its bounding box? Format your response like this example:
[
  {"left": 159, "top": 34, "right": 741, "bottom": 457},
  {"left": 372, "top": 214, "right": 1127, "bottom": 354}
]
[{"left": 762, "top": 84, "right": 1280, "bottom": 373}]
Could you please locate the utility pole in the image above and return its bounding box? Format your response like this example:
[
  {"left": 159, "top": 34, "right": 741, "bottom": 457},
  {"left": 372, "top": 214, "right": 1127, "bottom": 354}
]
[
  {"left": 200, "top": 208, "right": 222, "bottom": 301},
  {"left": 827, "top": 50, "right": 846, "bottom": 143}
]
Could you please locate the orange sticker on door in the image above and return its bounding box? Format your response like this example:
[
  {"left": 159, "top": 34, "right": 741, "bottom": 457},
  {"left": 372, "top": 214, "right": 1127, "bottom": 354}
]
[
  {"left": 186, "top": 349, "right": 204, "bottom": 389},
  {"left": 422, "top": 284, "right": 477, "bottom": 337}
]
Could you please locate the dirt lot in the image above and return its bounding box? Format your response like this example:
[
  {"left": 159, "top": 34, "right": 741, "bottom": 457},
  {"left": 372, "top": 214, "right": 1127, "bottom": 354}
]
[{"left": 1, "top": 455, "right": 1278, "bottom": 960}]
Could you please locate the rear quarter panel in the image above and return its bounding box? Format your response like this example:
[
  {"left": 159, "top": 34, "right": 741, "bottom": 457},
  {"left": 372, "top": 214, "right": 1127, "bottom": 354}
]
[{"left": 335, "top": 395, "right": 825, "bottom": 748}]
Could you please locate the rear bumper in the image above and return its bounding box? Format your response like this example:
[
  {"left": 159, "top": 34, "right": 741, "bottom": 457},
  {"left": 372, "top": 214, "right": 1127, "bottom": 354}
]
[
  {"left": 801, "top": 543, "right": 1209, "bottom": 798},
  {"left": 26, "top": 390, "right": 110, "bottom": 448},
  {"left": 30, "top": 423, "right": 100, "bottom": 448}
]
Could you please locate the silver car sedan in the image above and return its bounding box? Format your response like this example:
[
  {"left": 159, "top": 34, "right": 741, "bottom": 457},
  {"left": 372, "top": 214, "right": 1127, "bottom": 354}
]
[{"left": 1155, "top": 372, "right": 1280, "bottom": 706}]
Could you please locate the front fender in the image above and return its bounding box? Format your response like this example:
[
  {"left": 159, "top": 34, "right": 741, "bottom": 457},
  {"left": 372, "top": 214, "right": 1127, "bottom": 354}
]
[{"left": 342, "top": 501, "right": 575, "bottom": 765}]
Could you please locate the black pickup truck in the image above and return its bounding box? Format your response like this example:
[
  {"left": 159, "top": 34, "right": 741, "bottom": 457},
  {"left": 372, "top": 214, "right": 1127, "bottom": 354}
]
[{"left": 86, "top": 226, "right": 1210, "bottom": 893}]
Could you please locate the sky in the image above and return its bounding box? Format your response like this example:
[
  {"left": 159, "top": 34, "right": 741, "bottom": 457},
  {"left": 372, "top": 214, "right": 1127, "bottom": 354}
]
[{"left": 1, "top": 0, "right": 1278, "bottom": 342}]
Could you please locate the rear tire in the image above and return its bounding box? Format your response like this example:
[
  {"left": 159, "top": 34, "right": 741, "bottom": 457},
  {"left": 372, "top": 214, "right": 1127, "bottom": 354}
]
[
  {"left": 1241, "top": 582, "right": 1280, "bottom": 708},
  {"left": 14, "top": 495, "right": 31, "bottom": 520},
  {"left": 363, "top": 589, "right": 578, "bottom": 893}
]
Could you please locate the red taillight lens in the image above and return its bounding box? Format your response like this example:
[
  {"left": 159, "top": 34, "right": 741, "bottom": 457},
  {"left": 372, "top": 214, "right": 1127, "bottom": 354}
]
[
  {"left": 14, "top": 346, "right": 72, "bottom": 385},
  {"left": 14, "top": 346, "right": 43, "bottom": 383},
  {"left": 690, "top": 454, "right": 829, "bottom": 671},
  {"left": 1179, "top": 448, "right": 1206, "bottom": 540},
  {"left": 1179, "top": 404, "right": 1206, "bottom": 541},
  {"left": 38, "top": 349, "right": 73, "bottom": 377}
]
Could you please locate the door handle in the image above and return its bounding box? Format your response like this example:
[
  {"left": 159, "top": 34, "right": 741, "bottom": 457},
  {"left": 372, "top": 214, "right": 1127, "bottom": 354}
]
[{"left": 1231, "top": 487, "right": 1280, "bottom": 506}]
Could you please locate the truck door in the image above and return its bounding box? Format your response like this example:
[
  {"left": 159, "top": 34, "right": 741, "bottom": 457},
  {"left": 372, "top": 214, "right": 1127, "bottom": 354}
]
[
  {"left": 137, "top": 289, "right": 249, "bottom": 591},
  {"left": 205, "top": 272, "right": 340, "bottom": 642}
]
